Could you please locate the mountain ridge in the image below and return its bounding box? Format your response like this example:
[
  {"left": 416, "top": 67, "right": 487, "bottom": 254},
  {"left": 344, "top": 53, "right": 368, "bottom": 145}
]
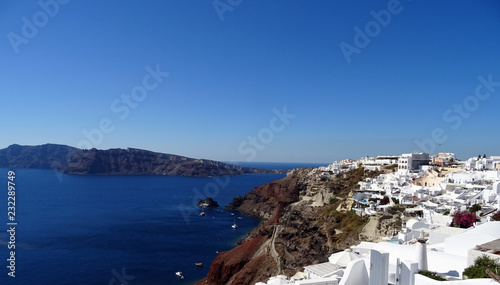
[{"left": 0, "top": 144, "right": 285, "bottom": 177}]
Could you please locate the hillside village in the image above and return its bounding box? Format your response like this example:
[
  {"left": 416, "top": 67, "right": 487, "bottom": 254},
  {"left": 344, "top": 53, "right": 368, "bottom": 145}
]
[{"left": 256, "top": 152, "right": 500, "bottom": 285}]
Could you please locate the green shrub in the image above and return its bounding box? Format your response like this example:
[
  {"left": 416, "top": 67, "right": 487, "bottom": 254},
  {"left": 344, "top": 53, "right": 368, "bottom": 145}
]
[
  {"left": 329, "top": 197, "right": 339, "bottom": 205},
  {"left": 463, "top": 255, "right": 500, "bottom": 279},
  {"left": 419, "top": 270, "right": 446, "bottom": 281},
  {"left": 469, "top": 204, "right": 482, "bottom": 214}
]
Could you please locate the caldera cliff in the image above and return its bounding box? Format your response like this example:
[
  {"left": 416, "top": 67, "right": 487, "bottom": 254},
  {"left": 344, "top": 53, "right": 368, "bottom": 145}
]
[
  {"left": 0, "top": 144, "right": 284, "bottom": 177},
  {"left": 196, "top": 166, "right": 404, "bottom": 285}
]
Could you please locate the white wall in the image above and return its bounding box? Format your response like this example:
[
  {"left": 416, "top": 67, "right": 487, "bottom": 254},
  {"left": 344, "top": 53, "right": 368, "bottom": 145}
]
[
  {"left": 414, "top": 274, "right": 492, "bottom": 285},
  {"left": 337, "top": 259, "right": 369, "bottom": 285},
  {"left": 467, "top": 248, "right": 500, "bottom": 266}
]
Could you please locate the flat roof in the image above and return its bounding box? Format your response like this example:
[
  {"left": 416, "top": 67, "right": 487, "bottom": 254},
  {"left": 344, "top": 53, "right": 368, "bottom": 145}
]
[
  {"left": 304, "top": 262, "right": 340, "bottom": 277},
  {"left": 476, "top": 238, "right": 500, "bottom": 253}
]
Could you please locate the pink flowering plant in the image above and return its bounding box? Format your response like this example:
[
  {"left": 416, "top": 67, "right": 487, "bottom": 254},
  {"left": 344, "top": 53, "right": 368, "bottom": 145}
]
[{"left": 452, "top": 211, "right": 477, "bottom": 228}]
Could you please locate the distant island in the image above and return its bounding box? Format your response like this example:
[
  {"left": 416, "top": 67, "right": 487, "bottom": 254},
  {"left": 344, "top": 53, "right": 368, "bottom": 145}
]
[{"left": 0, "top": 144, "right": 285, "bottom": 177}]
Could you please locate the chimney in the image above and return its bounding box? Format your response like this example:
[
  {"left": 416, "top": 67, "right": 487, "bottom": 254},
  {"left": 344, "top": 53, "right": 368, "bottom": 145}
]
[{"left": 415, "top": 231, "right": 428, "bottom": 270}]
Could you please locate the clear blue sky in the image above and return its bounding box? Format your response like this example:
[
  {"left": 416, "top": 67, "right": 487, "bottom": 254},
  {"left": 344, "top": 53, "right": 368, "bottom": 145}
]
[{"left": 1, "top": 0, "right": 499, "bottom": 163}]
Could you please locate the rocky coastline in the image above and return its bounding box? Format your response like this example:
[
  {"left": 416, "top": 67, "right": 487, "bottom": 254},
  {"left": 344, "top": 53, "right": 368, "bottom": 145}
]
[{"left": 195, "top": 166, "right": 402, "bottom": 285}]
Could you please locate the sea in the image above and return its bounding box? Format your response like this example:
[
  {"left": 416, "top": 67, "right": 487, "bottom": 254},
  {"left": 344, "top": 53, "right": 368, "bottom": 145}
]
[{"left": 0, "top": 162, "right": 327, "bottom": 285}]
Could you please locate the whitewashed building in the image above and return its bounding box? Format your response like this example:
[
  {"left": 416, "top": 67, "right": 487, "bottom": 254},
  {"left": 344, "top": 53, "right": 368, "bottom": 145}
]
[
  {"left": 398, "top": 153, "right": 430, "bottom": 174},
  {"left": 465, "top": 155, "right": 500, "bottom": 171},
  {"left": 432, "top": 152, "right": 456, "bottom": 166}
]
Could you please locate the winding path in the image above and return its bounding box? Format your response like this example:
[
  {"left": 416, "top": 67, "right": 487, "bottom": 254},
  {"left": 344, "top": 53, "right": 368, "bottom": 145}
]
[{"left": 270, "top": 225, "right": 283, "bottom": 275}]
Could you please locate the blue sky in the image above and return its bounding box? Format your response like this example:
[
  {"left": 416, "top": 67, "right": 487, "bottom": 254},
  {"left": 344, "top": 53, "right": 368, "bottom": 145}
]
[{"left": 1, "top": 0, "right": 499, "bottom": 163}]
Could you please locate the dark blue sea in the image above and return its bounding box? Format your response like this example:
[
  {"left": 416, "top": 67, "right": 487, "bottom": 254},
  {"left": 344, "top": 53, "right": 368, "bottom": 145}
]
[{"left": 0, "top": 162, "right": 325, "bottom": 284}]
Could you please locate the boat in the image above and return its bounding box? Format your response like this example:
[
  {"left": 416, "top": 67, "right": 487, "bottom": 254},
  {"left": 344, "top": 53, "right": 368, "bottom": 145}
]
[
  {"left": 232, "top": 217, "right": 238, "bottom": 229},
  {"left": 237, "top": 216, "right": 243, "bottom": 220},
  {"left": 175, "top": 271, "right": 184, "bottom": 279},
  {"left": 195, "top": 263, "right": 203, "bottom": 267},
  {"left": 199, "top": 211, "right": 206, "bottom": 216}
]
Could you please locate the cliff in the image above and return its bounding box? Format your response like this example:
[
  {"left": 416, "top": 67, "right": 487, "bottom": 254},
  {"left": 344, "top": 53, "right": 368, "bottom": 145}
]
[
  {"left": 196, "top": 167, "right": 395, "bottom": 285},
  {"left": 0, "top": 144, "right": 284, "bottom": 177},
  {"left": 0, "top": 143, "right": 78, "bottom": 169}
]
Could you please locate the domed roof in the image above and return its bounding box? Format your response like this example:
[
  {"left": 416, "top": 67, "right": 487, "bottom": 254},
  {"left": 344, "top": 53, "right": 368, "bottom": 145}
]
[{"left": 406, "top": 218, "right": 428, "bottom": 230}]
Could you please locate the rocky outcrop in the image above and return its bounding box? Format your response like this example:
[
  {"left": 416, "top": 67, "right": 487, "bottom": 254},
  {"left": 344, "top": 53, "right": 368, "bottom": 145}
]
[
  {"left": 196, "top": 167, "right": 386, "bottom": 285},
  {"left": 358, "top": 207, "right": 404, "bottom": 242},
  {"left": 0, "top": 144, "right": 285, "bottom": 177},
  {"left": 197, "top": 197, "right": 219, "bottom": 208}
]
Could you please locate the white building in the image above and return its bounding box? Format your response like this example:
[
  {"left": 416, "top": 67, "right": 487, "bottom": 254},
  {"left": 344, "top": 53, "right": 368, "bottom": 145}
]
[
  {"left": 359, "top": 156, "right": 399, "bottom": 171},
  {"left": 398, "top": 153, "right": 430, "bottom": 174},
  {"left": 465, "top": 155, "right": 500, "bottom": 171},
  {"left": 432, "top": 152, "right": 456, "bottom": 166}
]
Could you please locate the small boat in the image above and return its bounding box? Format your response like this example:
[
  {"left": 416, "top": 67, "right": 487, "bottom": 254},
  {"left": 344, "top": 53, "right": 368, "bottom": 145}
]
[
  {"left": 175, "top": 271, "right": 184, "bottom": 279},
  {"left": 237, "top": 217, "right": 243, "bottom": 220},
  {"left": 230, "top": 213, "right": 235, "bottom": 216},
  {"left": 199, "top": 211, "right": 206, "bottom": 216},
  {"left": 232, "top": 217, "right": 238, "bottom": 229},
  {"left": 195, "top": 263, "right": 203, "bottom": 267}
]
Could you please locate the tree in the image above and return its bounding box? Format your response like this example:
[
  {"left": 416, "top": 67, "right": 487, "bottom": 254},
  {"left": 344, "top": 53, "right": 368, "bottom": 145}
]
[
  {"left": 478, "top": 154, "right": 482, "bottom": 160},
  {"left": 469, "top": 204, "right": 482, "bottom": 214},
  {"left": 463, "top": 255, "right": 500, "bottom": 279},
  {"left": 452, "top": 211, "right": 477, "bottom": 228},
  {"left": 483, "top": 154, "right": 487, "bottom": 159}
]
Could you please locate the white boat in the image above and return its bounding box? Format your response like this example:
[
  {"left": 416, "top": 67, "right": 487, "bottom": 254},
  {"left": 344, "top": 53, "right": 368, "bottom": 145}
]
[
  {"left": 175, "top": 271, "right": 184, "bottom": 279},
  {"left": 232, "top": 217, "right": 238, "bottom": 229}
]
